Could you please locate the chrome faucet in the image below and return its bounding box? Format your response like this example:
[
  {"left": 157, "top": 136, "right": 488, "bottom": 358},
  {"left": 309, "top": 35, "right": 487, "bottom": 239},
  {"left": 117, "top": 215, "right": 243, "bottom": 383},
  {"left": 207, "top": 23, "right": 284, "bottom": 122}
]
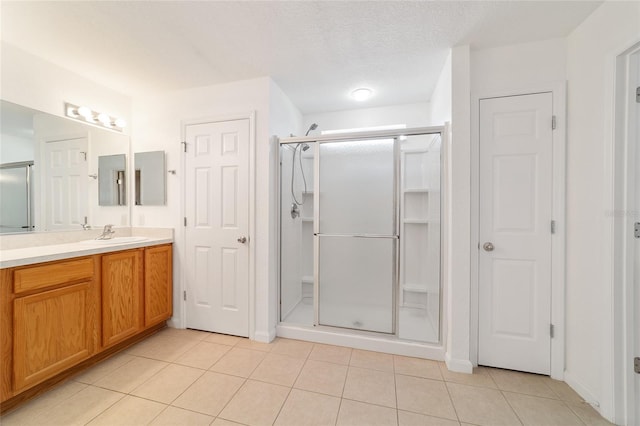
[{"left": 96, "top": 224, "right": 116, "bottom": 240}]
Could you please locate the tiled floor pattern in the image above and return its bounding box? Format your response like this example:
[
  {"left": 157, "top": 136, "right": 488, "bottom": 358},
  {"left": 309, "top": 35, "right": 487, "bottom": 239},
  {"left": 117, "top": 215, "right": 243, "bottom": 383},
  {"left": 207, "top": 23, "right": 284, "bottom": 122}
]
[{"left": 1, "top": 328, "right": 612, "bottom": 426}]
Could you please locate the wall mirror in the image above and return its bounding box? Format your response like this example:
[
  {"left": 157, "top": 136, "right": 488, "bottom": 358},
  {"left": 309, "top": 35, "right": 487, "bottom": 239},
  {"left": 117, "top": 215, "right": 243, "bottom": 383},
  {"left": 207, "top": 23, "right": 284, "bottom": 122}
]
[
  {"left": 134, "top": 150, "right": 166, "bottom": 206},
  {"left": 0, "top": 99, "right": 130, "bottom": 233},
  {"left": 99, "top": 154, "right": 127, "bottom": 206}
]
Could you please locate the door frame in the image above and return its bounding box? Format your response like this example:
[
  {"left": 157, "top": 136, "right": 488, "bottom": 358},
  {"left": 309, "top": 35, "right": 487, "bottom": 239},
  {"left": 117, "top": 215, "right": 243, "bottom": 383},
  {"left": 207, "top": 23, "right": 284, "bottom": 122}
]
[
  {"left": 179, "top": 112, "right": 256, "bottom": 339},
  {"left": 612, "top": 40, "right": 640, "bottom": 426},
  {"left": 470, "top": 83, "right": 567, "bottom": 379}
]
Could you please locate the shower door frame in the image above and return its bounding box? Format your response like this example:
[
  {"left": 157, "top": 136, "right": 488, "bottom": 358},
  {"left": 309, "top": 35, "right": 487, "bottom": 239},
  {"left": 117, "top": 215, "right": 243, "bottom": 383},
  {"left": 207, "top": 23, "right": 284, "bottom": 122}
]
[{"left": 278, "top": 125, "right": 445, "bottom": 340}]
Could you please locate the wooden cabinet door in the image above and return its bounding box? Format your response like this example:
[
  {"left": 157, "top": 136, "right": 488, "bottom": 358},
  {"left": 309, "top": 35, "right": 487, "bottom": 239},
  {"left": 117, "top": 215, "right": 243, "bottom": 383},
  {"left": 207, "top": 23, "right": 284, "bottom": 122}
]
[
  {"left": 144, "top": 245, "right": 173, "bottom": 326},
  {"left": 102, "top": 250, "right": 143, "bottom": 348},
  {"left": 13, "top": 283, "right": 91, "bottom": 391}
]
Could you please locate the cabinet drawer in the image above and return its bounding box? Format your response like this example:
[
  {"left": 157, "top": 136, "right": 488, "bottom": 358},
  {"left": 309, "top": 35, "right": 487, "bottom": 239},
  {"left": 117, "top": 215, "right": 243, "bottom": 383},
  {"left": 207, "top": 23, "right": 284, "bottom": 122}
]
[{"left": 14, "top": 258, "right": 94, "bottom": 294}]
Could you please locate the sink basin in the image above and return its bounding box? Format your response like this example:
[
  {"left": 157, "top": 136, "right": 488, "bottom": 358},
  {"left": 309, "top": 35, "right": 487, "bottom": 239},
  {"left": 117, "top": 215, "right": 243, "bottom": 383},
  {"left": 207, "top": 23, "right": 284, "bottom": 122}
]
[{"left": 81, "top": 236, "right": 149, "bottom": 245}]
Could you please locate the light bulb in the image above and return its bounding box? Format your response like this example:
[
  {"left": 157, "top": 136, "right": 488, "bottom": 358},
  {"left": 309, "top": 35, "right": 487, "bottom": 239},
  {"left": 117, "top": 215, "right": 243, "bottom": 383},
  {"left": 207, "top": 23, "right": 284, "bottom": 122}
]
[
  {"left": 77, "top": 106, "right": 93, "bottom": 119},
  {"left": 114, "top": 118, "right": 127, "bottom": 128},
  {"left": 351, "top": 88, "right": 373, "bottom": 102},
  {"left": 97, "top": 113, "right": 111, "bottom": 125}
]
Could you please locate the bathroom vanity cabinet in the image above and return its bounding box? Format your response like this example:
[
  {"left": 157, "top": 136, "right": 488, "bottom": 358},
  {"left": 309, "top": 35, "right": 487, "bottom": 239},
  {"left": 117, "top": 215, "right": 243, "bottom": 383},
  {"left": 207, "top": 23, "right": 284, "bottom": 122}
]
[{"left": 0, "top": 243, "right": 172, "bottom": 411}]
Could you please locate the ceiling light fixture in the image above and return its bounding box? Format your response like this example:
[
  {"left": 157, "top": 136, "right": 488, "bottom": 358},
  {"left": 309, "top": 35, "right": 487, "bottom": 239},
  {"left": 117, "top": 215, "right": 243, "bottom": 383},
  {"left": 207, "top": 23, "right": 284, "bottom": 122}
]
[
  {"left": 64, "top": 102, "right": 126, "bottom": 132},
  {"left": 351, "top": 87, "right": 373, "bottom": 102}
]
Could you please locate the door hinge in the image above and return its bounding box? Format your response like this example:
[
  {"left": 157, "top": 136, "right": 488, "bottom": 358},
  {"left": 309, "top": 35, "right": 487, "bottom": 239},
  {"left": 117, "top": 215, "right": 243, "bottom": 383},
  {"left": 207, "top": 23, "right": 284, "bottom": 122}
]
[
  {"left": 80, "top": 151, "right": 87, "bottom": 161},
  {"left": 184, "top": 217, "right": 187, "bottom": 227},
  {"left": 551, "top": 220, "right": 556, "bottom": 234},
  {"left": 181, "top": 141, "right": 187, "bottom": 153},
  {"left": 634, "top": 357, "right": 640, "bottom": 373},
  {"left": 550, "top": 324, "right": 555, "bottom": 338},
  {"left": 551, "top": 115, "right": 557, "bottom": 130},
  {"left": 634, "top": 222, "right": 640, "bottom": 239},
  {"left": 636, "top": 86, "right": 640, "bottom": 103},
  {"left": 183, "top": 290, "right": 187, "bottom": 301}
]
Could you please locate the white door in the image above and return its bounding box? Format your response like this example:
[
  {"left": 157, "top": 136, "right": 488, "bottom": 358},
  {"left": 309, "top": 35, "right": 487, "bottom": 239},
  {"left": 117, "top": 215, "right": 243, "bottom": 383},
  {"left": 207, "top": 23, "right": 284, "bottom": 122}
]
[
  {"left": 633, "top": 50, "right": 640, "bottom": 424},
  {"left": 184, "top": 119, "right": 250, "bottom": 337},
  {"left": 43, "top": 137, "right": 88, "bottom": 231},
  {"left": 478, "top": 93, "right": 553, "bottom": 375}
]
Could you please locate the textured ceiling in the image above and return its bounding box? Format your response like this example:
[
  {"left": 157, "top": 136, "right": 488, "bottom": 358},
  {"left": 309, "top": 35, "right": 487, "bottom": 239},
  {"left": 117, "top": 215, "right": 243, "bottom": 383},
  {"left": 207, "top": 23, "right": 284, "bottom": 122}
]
[{"left": 1, "top": 1, "right": 602, "bottom": 114}]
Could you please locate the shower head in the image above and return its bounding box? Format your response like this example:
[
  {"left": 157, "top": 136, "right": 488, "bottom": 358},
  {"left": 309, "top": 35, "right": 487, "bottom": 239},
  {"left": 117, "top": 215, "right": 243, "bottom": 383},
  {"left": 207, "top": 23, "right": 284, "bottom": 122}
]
[
  {"left": 305, "top": 123, "right": 318, "bottom": 136},
  {"left": 302, "top": 143, "right": 310, "bottom": 151}
]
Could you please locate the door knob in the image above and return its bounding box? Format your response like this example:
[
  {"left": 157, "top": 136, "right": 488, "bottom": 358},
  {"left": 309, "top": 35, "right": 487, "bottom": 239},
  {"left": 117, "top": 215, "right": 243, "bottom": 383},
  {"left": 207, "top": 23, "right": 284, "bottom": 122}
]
[
  {"left": 483, "top": 242, "right": 494, "bottom": 252},
  {"left": 237, "top": 236, "right": 247, "bottom": 244}
]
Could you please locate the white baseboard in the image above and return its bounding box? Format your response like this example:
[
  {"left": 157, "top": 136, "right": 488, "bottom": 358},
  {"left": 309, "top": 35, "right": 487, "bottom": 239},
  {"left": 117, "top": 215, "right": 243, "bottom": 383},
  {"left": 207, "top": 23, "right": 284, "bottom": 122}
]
[
  {"left": 563, "top": 371, "right": 603, "bottom": 413},
  {"left": 166, "top": 317, "right": 182, "bottom": 329},
  {"left": 444, "top": 352, "right": 473, "bottom": 373},
  {"left": 253, "top": 328, "right": 277, "bottom": 343}
]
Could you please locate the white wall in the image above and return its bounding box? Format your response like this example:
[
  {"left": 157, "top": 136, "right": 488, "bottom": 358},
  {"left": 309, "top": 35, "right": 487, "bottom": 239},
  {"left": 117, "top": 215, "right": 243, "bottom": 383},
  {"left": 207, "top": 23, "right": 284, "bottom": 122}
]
[
  {"left": 429, "top": 51, "right": 452, "bottom": 126},
  {"left": 446, "top": 44, "right": 472, "bottom": 373},
  {"left": 131, "top": 77, "right": 300, "bottom": 341},
  {"left": 471, "top": 38, "right": 567, "bottom": 93},
  {"left": 565, "top": 1, "right": 640, "bottom": 420},
  {"left": 303, "top": 102, "right": 430, "bottom": 133},
  {"left": 1, "top": 42, "right": 131, "bottom": 133}
]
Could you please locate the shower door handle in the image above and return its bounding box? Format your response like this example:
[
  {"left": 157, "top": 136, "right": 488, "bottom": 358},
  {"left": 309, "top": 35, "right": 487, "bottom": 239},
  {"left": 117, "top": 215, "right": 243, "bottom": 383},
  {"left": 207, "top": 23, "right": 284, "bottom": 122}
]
[{"left": 237, "top": 236, "right": 247, "bottom": 244}]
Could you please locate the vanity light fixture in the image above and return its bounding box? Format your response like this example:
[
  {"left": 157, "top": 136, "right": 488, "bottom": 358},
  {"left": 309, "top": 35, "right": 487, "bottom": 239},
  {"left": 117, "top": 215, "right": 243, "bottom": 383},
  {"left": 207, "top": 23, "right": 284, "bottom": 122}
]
[
  {"left": 64, "top": 102, "right": 126, "bottom": 132},
  {"left": 351, "top": 87, "right": 373, "bottom": 102}
]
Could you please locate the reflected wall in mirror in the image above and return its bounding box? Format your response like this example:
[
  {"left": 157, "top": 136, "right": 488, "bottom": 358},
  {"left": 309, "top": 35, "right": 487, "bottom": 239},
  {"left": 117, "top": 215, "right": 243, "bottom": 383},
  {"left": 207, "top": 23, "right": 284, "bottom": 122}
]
[
  {"left": 99, "top": 154, "right": 126, "bottom": 206},
  {"left": 0, "top": 100, "right": 131, "bottom": 233},
  {"left": 134, "top": 151, "right": 166, "bottom": 206}
]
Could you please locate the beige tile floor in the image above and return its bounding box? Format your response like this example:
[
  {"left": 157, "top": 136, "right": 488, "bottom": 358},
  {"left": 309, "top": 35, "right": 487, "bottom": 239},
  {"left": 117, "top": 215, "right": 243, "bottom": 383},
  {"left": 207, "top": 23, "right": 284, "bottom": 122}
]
[{"left": 1, "top": 328, "right": 613, "bottom": 426}]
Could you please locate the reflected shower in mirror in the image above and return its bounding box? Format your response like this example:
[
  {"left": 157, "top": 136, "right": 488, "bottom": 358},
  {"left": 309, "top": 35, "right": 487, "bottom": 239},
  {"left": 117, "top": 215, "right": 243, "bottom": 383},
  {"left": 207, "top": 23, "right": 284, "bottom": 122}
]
[
  {"left": 134, "top": 151, "right": 166, "bottom": 205},
  {"left": 98, "top": 154, "right": 126, "bottom": 206}
]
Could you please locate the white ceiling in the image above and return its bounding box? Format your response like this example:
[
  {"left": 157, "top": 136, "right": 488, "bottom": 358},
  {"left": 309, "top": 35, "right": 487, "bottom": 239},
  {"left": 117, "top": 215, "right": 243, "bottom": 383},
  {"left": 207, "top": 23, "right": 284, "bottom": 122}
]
[{"left": 1, "top": 1, "right": 601, "bottom": 114}]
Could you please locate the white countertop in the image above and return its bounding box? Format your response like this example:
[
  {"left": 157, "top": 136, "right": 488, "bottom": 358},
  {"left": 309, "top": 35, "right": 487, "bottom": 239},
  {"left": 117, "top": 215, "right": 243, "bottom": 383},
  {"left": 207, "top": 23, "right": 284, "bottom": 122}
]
[{"left": 0, "top": 229, "right": 174, "bottom": 268}]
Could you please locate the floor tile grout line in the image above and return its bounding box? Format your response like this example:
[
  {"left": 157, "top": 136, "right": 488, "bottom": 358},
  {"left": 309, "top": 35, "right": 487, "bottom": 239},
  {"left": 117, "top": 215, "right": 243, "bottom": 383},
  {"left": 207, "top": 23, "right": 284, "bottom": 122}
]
[
  {"left": 207, "top": 374, "right": 249, "bottom": 421},
  {"left": 79, "top": 384, "right": 128, "bottom": 426},
  {"left": 270, "top": 384, "right": 294, "bottom": 426},
  {"left": 499, "top": 389, "right": 527, "bottom": 426},
  {"left": 442, "top": 380, "right": 462, "bottom": 424}
]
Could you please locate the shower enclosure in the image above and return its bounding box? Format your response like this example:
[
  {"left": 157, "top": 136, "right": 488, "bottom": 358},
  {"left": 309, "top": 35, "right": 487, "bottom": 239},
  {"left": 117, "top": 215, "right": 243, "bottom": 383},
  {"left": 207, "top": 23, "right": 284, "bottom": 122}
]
[{"left": 279, "top": 127, "right": 443, "bottom": 344}]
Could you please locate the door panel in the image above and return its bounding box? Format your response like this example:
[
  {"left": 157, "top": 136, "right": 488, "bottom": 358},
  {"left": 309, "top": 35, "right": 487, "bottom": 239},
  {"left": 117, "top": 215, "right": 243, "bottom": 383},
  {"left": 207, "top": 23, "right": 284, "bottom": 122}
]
[
  {"left": 479, "top": 93, "right": 553, "bottom": 375},
  {"left": 316, "top": 138, "right": 397, "bottom": 333},
  {"left": 318, "top": 236, "right": 395, "bottom": 333},
  {"left": 43, "top": 138, "right": 88, "bottom": 231},
  {"left": 185, "top": 119, "right": 249, "bottom": 337}
]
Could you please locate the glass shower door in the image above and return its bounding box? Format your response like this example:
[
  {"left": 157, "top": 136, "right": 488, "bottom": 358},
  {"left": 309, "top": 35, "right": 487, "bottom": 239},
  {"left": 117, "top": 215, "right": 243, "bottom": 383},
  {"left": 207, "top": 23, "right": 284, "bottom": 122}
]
[{"left": 316, "top": 138, "right": 397, "bottom": 333}]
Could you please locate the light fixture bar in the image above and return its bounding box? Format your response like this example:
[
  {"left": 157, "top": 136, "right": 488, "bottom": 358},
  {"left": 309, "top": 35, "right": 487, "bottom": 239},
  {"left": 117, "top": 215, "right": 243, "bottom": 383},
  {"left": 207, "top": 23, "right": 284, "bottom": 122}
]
[{"left": 64, "top": 102, "right": 126, "bottom": 132}]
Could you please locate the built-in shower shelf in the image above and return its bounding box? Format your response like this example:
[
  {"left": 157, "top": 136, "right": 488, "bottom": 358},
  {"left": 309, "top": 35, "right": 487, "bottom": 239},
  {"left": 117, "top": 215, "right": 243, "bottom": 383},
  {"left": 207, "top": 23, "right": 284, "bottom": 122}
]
[
  {"left": 302, "top": 190, "right": 314, "bottom": 195},
  {"left": 403, "top": 188, "right": 431, "bottom": 193},
  {"left": 403, "top": 219, "right": 429, "bottom": 224},
  {"left": 403, "top": 283, "right": 439, "bottom": 294},
  {"left": 301, "top": 275, "right": 314, "bottom": 284},
  {"left": 301, "top": 217, "right": 314, "bottom": 222}
]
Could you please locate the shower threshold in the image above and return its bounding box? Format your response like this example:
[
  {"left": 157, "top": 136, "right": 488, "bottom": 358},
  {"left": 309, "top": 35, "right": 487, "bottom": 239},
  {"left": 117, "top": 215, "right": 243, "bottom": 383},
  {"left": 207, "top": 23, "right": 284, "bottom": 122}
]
[{"left": 275, "top": 322, "right": 445, "bottom": 361}]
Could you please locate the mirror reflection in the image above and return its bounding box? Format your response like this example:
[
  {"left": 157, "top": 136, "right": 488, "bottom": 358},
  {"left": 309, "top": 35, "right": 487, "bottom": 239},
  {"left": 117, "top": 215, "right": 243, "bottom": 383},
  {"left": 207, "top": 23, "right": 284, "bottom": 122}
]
[
  {"left": 0, "top": 100, "right": 130, "bottom": 233},
  {"left": 99, "top": 154, "right": 127, "bottom": 206},
  {"left": 134, "top": 151, "right": 166, "bottom": 206}
]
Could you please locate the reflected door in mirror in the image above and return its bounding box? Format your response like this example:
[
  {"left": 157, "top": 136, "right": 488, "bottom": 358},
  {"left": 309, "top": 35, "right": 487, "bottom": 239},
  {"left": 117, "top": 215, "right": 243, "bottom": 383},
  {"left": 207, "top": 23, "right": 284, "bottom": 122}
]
[{"left": 43, "top": 138, "right": 88, "bottom": 230}]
